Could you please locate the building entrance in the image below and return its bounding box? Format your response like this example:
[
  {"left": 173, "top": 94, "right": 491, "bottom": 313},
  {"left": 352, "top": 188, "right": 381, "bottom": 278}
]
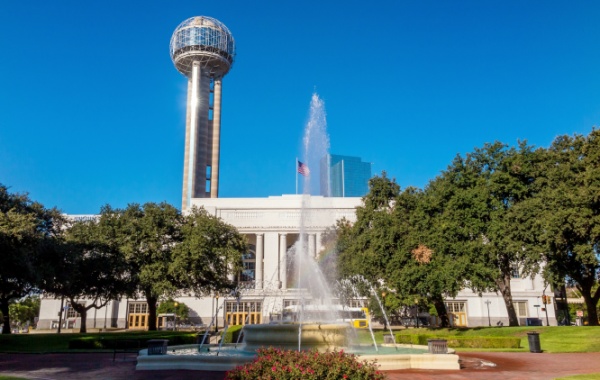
[
  {"left": 128, "top": 302, "right": 149, "bottom": 330},
  {"left": 446, "top": 301, "right": 467, "bottom": 327},
  {"left": 225, "top": 301, "right": 262, "bottom": 326}
]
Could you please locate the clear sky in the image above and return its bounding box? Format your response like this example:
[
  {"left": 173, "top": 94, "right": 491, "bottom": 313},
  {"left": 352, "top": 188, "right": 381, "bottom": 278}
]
[{"left": 1, "top": 1, "right": 599, "bottom": 214}]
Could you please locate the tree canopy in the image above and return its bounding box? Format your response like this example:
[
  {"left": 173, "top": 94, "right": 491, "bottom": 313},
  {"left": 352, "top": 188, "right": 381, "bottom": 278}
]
[
  {"left": 40, "top": 219, "right": 134, "bottom": 333},
  {"left": 533, "top": 130, "right": 600, "bottom": 325},
  {"left": 91, "top": 202, "right": 246, "bottom": 331},
  {"left": 0, "top": 184, "right": 64, "bottom": 334}
]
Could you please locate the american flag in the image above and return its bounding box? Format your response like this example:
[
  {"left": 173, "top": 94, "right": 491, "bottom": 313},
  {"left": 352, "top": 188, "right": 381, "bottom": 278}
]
[{"left": 297, "top": 161, "right": 310, "bottom": 176}]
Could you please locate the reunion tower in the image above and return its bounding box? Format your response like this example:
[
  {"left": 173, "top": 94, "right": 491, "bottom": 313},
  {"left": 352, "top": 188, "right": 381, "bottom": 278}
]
[{"left": 170, "top": 16, "right": 236, "bottom": 209}]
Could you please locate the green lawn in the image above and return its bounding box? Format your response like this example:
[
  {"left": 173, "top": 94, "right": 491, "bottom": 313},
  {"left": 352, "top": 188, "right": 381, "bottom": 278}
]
[
  {"left": 357, "top": 326, "right": 600, "bottom": 353},
  {"left": 554, "top": 374, "right": 600, "bottom": 380},
  {"left": 1, "top": 326, "right": 599, "bottom": 354}
]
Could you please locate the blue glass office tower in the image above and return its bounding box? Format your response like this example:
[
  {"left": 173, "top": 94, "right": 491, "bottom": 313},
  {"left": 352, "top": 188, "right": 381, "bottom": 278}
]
[{"left": 320, "top": 154, "right": 372, "bottom": 197}]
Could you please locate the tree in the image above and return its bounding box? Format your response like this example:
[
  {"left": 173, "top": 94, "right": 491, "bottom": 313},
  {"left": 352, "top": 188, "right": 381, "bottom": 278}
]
[
  {"left": 336, "top": 174, "right": 459, "bottom": 327},
  {"left": 337, "top": 172, "right": 400, "bottom": 284},
  {"left": 98, "top": 202, "right": 183, "bottom": 331},
  {"left": 40, "top": 219, "right": 134, "bottom": 333},
  {"left": 6, "top": 295, "right": 40, "bottom": 330},
  {"left": 170, "top": 207, "right": 245, "bottom": 297},
  {"left": 0, "top": 184, "right": 64, "bottom": 334},
  {"left": 95, "top": 203, "right": 245, "bottom": 331},
  {"left": 157, "top": 299, "right": 190, "bottom": 321},
  {"left": 432, "top": 141, "right": 544, "bottom": 326},
  {"left": 534, "top": 130, "right": 600, "bottom": 325}
]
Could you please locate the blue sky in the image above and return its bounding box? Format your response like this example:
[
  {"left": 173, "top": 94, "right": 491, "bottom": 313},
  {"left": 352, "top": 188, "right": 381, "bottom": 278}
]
[{"left": 1, "top": 1, "right": 599, "bottom": 214}]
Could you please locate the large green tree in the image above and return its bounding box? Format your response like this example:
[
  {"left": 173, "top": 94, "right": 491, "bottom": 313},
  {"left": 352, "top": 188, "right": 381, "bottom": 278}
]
[
  {"left": 97, "top": 202, "right": 182, "bottom": 331},
  {"left": 40, "top": 219, "right": 134, "bottom": 333},
  {"left": 170, "top": 207, "right": 245, "bottom": 297},
  {"left": 0, "top": 184, "right": 63, "bottom": 334},
  {"left": 432, "top": 141, "right": 544, "bottom": 326},
  {"left": 95, "top": 203, "right": 245, "bottom": 331},
  {"left": 534, "top": 130, "right": 600, "bottom": 325},
  {"left": 336, "top": 174, "right": 461, "bottom": 327}
]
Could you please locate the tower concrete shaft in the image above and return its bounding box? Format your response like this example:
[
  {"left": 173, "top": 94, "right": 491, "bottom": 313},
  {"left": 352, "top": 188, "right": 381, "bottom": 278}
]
[{"left": 181, "top": 62, "right": 223, "bottom": 209}]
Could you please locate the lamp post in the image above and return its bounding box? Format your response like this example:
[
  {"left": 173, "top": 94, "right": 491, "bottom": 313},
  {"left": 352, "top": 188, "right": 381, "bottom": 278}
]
[
  {"left": 103, "top": 301, "right": 110, "bottom": 330},
  {"left": 214, "top": 293, "right": 220, "bottom": 333},
  {"left": 484, "top": 300, "right": 492, "bottom": 327},
  {"left": 57, "top": 296, "right": 64, "bottom": 334},
  {"left": 381, "top": 291, "right": 387, "bottom": 331},
  {"left": 415, "top": 299, "right": 419, "bottom": 328},
  {"left": 174, "top": 302, "right": 179, "bottom": 331}
]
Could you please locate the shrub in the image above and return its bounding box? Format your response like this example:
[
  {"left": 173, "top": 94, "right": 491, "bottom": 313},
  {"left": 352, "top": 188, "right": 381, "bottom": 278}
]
[
  {"left": 68, "top": 333, "right": 198, "bottom": 350},
  {"left": 220, "top": 325, "right": 244, "bottom": 344},
  {"left": 225, "top": 347, "right": 385, "bottom": 380}
]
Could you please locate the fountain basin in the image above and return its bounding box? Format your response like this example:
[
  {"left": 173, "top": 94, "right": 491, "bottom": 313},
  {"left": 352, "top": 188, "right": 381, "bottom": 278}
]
[
  {"left": 136, "top": 343, "right": 460, "bottom": 371},
  {"left": 137, "top": 322, "right": 459, "bottom": 371},
  {"left": 243, "top": 323, "right": 351, "bottom": 352},
  {"left": 136, "top": 344, "right": 460, "bottom": 371}
]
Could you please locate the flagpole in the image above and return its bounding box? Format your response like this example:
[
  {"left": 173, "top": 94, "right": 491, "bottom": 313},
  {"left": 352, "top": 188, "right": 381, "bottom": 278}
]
[{"left": 295, "top": 157, "right": 298, "bottom": 195}]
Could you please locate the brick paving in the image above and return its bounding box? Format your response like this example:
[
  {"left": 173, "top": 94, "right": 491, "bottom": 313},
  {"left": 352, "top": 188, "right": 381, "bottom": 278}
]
[{"left": 1, "top": 352, "right": 600, "bottom": 380}]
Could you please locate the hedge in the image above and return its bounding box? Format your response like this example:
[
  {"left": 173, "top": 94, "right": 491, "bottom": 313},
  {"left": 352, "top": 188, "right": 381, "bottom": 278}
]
[
  {"left": 394, "top": 334, "right": 521, "bottom": 349},
  {"left": 69, "top": 326, "right": 246, "bottom": 349},
  {"left": 68, "top": 333, "right": 197, "bottom": 350}
]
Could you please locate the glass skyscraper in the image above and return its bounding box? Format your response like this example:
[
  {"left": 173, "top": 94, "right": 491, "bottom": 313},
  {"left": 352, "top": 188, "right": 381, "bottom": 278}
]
[{"left": 320, "top": 154, "right": 372, "bottom": 197}]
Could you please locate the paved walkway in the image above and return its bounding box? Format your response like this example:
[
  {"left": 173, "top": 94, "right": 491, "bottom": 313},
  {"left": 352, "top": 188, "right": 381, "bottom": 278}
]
[{"left": 1, "top": 352, "right": 600, "bottom": 379}]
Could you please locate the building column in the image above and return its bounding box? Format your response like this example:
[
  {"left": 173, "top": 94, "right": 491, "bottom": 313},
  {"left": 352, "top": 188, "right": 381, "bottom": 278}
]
[
  {"left": 279, "top": 234, "right": 287, "bottom": 289},
  {"left": 256, "top": 233, "right": 264, "bottom": 290},
  {"left": 316, "top": 232, "right": 323, "bottom": 256},
  {"left": 308, "top": 233, "right": 316, "bottom": 258}
]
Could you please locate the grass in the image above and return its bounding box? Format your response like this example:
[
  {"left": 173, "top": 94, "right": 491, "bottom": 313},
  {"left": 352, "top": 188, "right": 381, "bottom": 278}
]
[
  {"left": 1, "top": 326, "right": 600, "bottom": 354},
  {"left": 554, "top": 375, "right": 600, "bottom": 380},
  {"left": 0, "top": 377, "right": 28, "bottom": 380},
  {"left": 356, "top": 326, "right": 600, "bottom": 353}
]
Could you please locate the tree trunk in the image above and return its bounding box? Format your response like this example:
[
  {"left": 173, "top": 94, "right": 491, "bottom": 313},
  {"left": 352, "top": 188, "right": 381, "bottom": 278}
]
[
  {"left": 146, "top": 295, "right": 158, "bottom": 331},
  {"left": 431, "top": 294, "right": 450, "bottom": 328},
  {"left": 71, "top": 301, "right": 88, "bottom": 333},
  {"left": 580, "top": 286, "right": 600, "bottom": 327},
  {"left": 496, "top": 272, "right": 519, "bottom": 326},
  {"left": 1, "top": 298, "right": 11, "bottom": 334}
]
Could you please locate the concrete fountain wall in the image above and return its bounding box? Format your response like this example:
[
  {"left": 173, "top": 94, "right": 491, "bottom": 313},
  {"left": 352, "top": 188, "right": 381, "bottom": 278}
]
[{"left": 136, "top": 323, "right": 460, "bottom": 371}]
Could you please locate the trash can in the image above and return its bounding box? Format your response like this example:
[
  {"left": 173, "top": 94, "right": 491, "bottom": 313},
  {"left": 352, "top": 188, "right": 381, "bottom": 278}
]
[
  {"left": 147, "top": 339, "right": 168, "bottom": 355},
  {"left": 527, "top": 331, "right": 542, "bottom": 353},
  {"left": 427, "top": 339, "right": 448, "bottom": 354}
]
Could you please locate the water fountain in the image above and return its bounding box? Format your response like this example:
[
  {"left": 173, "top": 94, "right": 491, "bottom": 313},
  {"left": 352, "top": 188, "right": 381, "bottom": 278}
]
[{"left": 136, "top": 93, "right": 460, "bottom": 372}]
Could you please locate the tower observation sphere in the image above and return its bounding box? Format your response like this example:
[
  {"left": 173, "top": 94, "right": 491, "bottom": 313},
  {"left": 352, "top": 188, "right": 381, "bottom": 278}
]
[
  {"left": 170, "top": 16, "right": 236, "bottom": 78},
  {"left": 171, "top": 16, "right": 236, "bottom": 209}
]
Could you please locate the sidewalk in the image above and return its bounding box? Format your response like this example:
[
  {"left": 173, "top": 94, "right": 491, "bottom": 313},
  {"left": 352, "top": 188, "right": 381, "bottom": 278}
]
[{"left": 1, "top": 352, "right": 600, "bottom": 379}]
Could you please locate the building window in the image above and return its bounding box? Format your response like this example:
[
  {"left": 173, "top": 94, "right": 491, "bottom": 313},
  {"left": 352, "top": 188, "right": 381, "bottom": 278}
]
[
  {"left": 226, "top": 301, "right": 262, "bottom": 313},
  {"left": 66, "top": 303, "right": 83, "bottom": 319},
  {"left": 511, "top": 265, "right": 521, "bottom": 279},
  {"left": 283, "top": 299, "right": 301, "bottom": 308},
  {"left": 346, "top": 299, "right": 367, "bottom": 308},
  {"left": 238, "top": 244, "right": 256, "bottom": 286},
  {"left": 513, "top": 301, "right": 528, "bottom": 318},
  {"left": 445, "top": 301, "right": 466, "bottom": 313},
  {"left": 128, "top": 302, "right": 148, "bottom": 314}
]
